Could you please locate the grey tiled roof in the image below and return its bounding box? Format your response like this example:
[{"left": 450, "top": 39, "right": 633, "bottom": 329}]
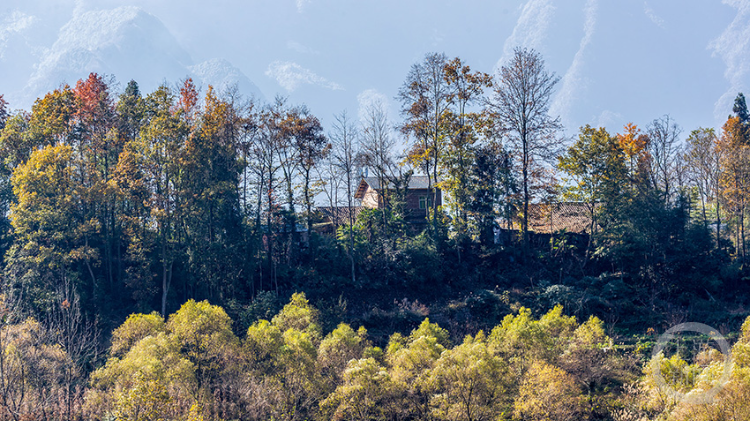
[{"left": 362, "top": 175, "right": 432, "bottom": 190}]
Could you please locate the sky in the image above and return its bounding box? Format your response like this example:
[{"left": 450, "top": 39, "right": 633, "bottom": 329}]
[{"left": 0, "top": 0, "right": 749, "bottom": 140}]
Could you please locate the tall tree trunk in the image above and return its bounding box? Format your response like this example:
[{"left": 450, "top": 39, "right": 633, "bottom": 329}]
[
  {"left": 700, "top": 189, "right": 708, "bottom": 231},
  {"left": 161, "top": 256, "right": 172, "bottom": 317},
  {"left": 284, "top": 170, "right": 298, "bottom": 264},
  {"left": 522, "top": 142, "right": 529, "bottom": 249},
  {"left": 742, "top": 200, "right": 746, "bottom": 263},
  {"left": 267, "top": 170, "right": 275, "bottom": 293},
  {"left": 433, "top": 149, "right": 439, "bottom": 232},
  {"left": 716, "top": 201, "right": 722, "bottom": 251},
  {"left": 347, "top": 171, "right": 356, "bottom": 286},
  {"left": 304, "top": 168, "right": 313, "bottom": 233}
]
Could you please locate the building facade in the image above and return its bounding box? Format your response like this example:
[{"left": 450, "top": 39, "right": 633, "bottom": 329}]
[{"left": 354, "top": 176, "right": 442, "bottom": 223}]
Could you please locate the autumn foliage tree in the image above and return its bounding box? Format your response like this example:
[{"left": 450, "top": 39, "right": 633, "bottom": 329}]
[
  {"left": 1, "top": 73, "right": 343, "bottom": 323},
  {"left": 718, "top": 115, "right": 750, "bottom": 261},
  {"left": 441, "top": 57, "right": 492, "bottom": 238},
  {"left": 399, "top": 52, "right": 450, "bottom": 228},
  {"left": 558, "top": 125, "right": 626, "bottom": 253}
]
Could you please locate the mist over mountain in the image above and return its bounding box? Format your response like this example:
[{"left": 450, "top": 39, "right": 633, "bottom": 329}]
[
  {"left": 4, "top": 6, "right": 262, "bottom": 108},
  {"left": 189, "top": 58, "right": 264, "bottom": 101},
  {"left": 22, "top": 7, "right": 186, "bottom": 103}
]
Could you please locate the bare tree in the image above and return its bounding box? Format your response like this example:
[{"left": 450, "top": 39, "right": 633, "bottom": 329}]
[
  {"left": 330, "top": 111, "right": 360, "bottom": 285},
  {"left": 316, "top": 149, "right": 344, "bottom": 232},
  {"left": 276, "top": 104, "right": 302, "bottom": 264},
  {"left": 648, "top": 115, "right": 683, "bottom": 204},
  {"left": 233, "top": 91, "right": 259, "bottom": 219},
  {"left": 361, "top": 101, "right": 397, "bottom": 197},
  {"left": 489, "top": 47, "right": 562, "bottom": 247},
  {"left": 46, "top": 277, "right": 99, "bottom": 420},
  {"left": 360, "top": 99, "right": 398, "bottom": 233},
  {"left": 0, "top": 278, "right": 96, "bottom": 421}
]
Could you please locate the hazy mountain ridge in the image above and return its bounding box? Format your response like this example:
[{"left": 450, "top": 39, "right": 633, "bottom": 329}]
[
  {"left": 189, "top": 58, "right": 264, "bottom": 101},
  {"left": 15, "top": 6, "right": 262, "bottom": 106}
]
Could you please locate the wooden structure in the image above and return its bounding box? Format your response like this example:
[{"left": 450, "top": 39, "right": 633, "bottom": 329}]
[{"left": 526, "top": 202, "right": 596, "bottom": 234}]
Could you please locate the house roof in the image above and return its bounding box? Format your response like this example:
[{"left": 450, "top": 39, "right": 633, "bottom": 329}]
[
  {"left": 354, "top": 176, "right": 433, "bottom": 199},
  {"left": 363, "top": 176, "right": 432, "bottom": 190}
]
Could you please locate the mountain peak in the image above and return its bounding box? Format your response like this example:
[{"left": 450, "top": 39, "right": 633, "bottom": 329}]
[{"left": 23, "top": 6, "right": 193, "bottom": 105}]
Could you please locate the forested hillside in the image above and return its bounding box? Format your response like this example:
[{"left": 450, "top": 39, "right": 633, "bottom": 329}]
[{"left": 0, "top": 49, "right": 749, "bottom": 420}]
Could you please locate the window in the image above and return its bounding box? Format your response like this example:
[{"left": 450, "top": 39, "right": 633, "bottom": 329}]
[{"left": 419, "top": 196, "right": 432, "bottom": 210}]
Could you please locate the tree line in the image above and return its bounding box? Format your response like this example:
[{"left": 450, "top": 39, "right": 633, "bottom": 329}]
[{"left": 2, "top": 47, "right": 747, "bottom": 320}]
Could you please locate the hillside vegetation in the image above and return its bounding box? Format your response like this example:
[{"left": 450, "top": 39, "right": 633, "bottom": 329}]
[{"left": 0, "top": 49, "right": 749, "bottom": 420}]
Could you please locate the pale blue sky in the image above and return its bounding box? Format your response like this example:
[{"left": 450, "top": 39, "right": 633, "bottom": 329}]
[{"left": 0, "top": 0, "right": 747, "bottom": 139}]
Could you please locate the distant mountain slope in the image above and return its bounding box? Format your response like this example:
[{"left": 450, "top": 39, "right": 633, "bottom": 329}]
[
  {"left": 25, "top": 7, "right": 189, "bottom": 98},
  {"left": 189, "top": 58, "right": 264, "bottom": 101},
  {"left": 20, "top": 6, "right": 262, "bottom": 105}
]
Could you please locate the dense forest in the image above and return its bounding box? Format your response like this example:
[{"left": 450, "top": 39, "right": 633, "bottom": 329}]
[{"left": 0, "top": 48, "right": 750, "bottom": 419}]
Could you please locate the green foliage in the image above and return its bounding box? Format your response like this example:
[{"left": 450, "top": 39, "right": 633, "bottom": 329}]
[
  {"left": 428, "top": 331, "right": 511, "bottom": 421},
  {"left": 244, "top": 319, "right": 284, "bottom": 371},
  {"left": 110, "top": 312, "right": 165, "bottom": 357},
  {"left": 386, "top": 318, "right": 450, "bottom": 420},
  {"left": 320, "top": 357, "right": 397, "bottom": 421},
  {"left": 88, "top": 300, "right": 242, "bottom": 420},
  {"left": 88, "top": 332, "right": 196, "bottom": 420},
  {"left": 558, "top": 125, "right": 626, "bottom": 253},
  {"left": 271, "top": 292, "right": 321, "bottom": 336},
  {"left": 317, "top": 324, "right": 370, "bottom": 390},
  {"left": 469, "top": 143, "right": 517, "bottom": 246},
  {"left": 112, "top": 370, "right": 174, "bottom": 421},
  {"left": 166, "top": 299, "right": 241, "bottom": 392},
  {"left": 489, "top": 307, "right": 560, "bottom": 364},
  {"left": 5, "top": 143, "right": 97, "bottom": 314},
  {"left": 0, "top": 70, "right": 741, "bottom": 364},
  {"left": 0, "top": 289, "right": 643, "bottom": 420},
  {"left": 167, "top": 300, "right": 237, "bottom": 353},
  {"left": 558, "top": 125, "right": 626, "bottom": 206},
  {"left": 514, "top": 360, "right": 586, "bottom": 421}
]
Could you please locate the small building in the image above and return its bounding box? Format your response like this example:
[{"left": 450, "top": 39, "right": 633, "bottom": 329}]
[{"left": 354, "top": 176, "right": 441, "bottom": 223}]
